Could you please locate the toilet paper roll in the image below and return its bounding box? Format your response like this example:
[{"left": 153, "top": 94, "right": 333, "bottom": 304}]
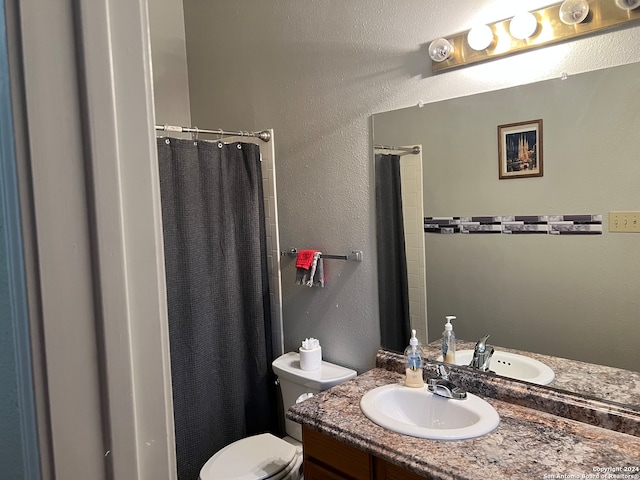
[{"left": 299, "top": 346, "right": 322, "bottom": 371}]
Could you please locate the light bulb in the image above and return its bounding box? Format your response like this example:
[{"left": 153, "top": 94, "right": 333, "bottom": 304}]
[
  {"left": 428, "top": 38, "right": 454, "bottom": 62},
  {"left": 467, "top": 24, "right": 494, "bottom": 51},
  {"left": 509, "top": 11, "right": 537, "bottom": 40},
  {"left": 559, "top": 0, "right": 589, "bottom": 25},
  {"left": 615, "top": 0, "right": 640, "bottom": 9}
]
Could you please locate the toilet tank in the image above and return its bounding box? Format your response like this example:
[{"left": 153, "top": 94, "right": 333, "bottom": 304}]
[{"left": 272, "top": 352, "right": 357, "bottom": 441}]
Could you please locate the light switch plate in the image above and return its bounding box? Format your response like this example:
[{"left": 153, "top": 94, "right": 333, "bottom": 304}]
[{"left": 609, "top": 211, "right": 640, "bottom": 232}]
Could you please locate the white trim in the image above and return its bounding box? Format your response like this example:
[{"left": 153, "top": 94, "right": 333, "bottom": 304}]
[
  {"left": 76, "top": 0, "right": 176, "bottom": 478},
  {"left": 12, "top": 0, "right": 176, "bottom": 477},
  {"left": 17, "top": 2, "right": 109, "bottom": 478}
]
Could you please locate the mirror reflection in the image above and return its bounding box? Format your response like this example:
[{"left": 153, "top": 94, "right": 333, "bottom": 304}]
[
  {"left": 373, "top": 61, "right": 640, "bottom": 407},
  {"left": 374, "top": 147, "right": 427, "bottom": 352}
]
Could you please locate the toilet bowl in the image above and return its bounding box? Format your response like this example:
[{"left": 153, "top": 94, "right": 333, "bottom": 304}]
[{"left": 199, "top": 352, "right": 356, "bottom": 480}]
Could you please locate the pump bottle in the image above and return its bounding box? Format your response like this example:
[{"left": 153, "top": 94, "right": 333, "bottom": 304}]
[
  {"left": 441, "top": 316, "right": 457, "bottom": 364},
  {"left": 404, "top": 329, "right": 424, "bottom": 388}
]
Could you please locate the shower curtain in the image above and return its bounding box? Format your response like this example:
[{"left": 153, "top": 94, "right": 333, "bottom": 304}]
[
  {"left": 157, "top": 137, "right": 277, "bottom": 480},
  {"left": 375, "top": 153, "right": 411, "bottom": 352}
]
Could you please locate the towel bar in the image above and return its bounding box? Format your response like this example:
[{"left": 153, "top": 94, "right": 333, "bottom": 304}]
[{"left": 280, "top": 248, "right": 362, "bottom": 262}]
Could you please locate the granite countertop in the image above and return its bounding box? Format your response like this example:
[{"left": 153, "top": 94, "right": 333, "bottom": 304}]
[
  {"left": 423, "top": 340, "right": 640, "bottom": 408},
  {"left": 288, "top": 367, "right": 640, "bottom": 479}
]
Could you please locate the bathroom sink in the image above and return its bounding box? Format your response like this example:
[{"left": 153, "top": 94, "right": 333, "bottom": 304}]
[
  {"left": 360, "top": 383, "right": 499, "bottom": 440},
  {"left": 441, "top": 350, "right": 555, "bottom": 386}
]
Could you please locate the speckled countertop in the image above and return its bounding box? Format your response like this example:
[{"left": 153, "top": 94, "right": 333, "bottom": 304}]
[
  {"left": 288, "top": 367, "right": 640, "bottom": 480},
  {"left": 424, "top": 340, "right": 640, "bottom": 408},
  {"left": 376, "top": 349, "right": 640, "bottom": 437}
]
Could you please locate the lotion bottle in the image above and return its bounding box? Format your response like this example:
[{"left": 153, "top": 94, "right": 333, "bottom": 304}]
[
  {"left": 441, "top": 316, "right": 457, "bottom": 364},
  {"left": 404, "top": 329, "right": 424, "bottom": 388}
]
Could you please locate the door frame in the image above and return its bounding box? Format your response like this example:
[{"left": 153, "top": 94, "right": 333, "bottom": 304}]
[{"left": 6, "top": 0, "right": 176, "bottom": 478}]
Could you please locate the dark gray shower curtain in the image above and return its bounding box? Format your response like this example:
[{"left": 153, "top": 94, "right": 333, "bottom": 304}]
[
  {"left": 157, "top": 138, "right": 277, "bottom": 480},
  {"left": 375, "top": 153, "right": 411, "bottom": 352}
]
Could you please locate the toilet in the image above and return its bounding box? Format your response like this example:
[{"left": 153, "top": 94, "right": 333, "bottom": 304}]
[{"left": 199, "top": 352, "right": 357, "bottom": 480}]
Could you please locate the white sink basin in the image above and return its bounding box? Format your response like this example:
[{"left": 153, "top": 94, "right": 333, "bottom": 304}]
[
  {"left": 360, "top": 383, "right": 499, "bottom": 440},
  {"left": 440, "top": 350, "right": 555, "bottom": 386}
]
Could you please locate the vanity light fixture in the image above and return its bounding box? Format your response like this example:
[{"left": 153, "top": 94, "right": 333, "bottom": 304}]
[
  {"left": 615, "top": 0, "right": 640, "bottom": 10},
  {"left": 467, "top": 24, "right": 494, "bottom": 51},
  {"left": 559, "top": 0, "right": 590, "bottom": 25},
  {"left": 428, "top": 38, "right": 454, "bottom": 62},
  {"left": 509, "top": 11, "right": 538, "bottom": 40},
  {"left": 429, "top": 0, "right": 640, "bottom": 72}
]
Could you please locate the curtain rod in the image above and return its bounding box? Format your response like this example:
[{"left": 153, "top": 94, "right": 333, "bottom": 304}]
[
  {"left": 155, "top": 124, "right": 271, "bottom": 142},
  {"left": 374, "top": 144, "right": 421, "bottom": 155}
]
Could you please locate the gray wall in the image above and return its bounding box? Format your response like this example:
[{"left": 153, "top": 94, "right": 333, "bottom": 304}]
[
  {"left": 373, "top": 63, "right": 639, "bottom": 371},
  {"left": 149, "top": 0, "right": 191, "bottom": 126},
  {"left": 149, "top": 0, "right": 640, "bottom": 373}
]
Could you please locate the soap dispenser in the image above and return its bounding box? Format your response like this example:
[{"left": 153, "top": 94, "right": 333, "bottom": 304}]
[
  {"left": 404, "top": 329, "right": 425, "bottom": 388},
  {"left": 441, "top": 316, "right": 457, "bottom": 364}
]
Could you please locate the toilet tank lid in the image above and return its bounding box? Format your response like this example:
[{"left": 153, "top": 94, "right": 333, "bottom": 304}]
[
  {"left": 272, "top": 352, "right": 357, "bottom": 390},
  {"left": 200, "top": 433, "right": 295, "bottom": 480}
]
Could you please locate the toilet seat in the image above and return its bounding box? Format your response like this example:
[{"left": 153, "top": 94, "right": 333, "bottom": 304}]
[{"left": 199, "top": 433, "right": 302, "bottom": 480}]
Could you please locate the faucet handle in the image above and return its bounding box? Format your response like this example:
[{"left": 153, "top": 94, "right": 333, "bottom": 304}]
[
  {"left": 470, "top": 336, "right": 495, "bottom": 372},
  {"left": 474, "top": 334, "right": 491, "bottom": 353},
  {"left": 436, "top": 364, "right": 449, "bottom": 379}
]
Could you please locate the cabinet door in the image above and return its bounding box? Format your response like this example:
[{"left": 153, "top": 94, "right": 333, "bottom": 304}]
[
  {"left": 304, "top": 459, "right": 358, "bottom": 480},
  {"left": 302, "top": 427, "right": 371, "bottom": 480},
  {"left": 373, "top": 456, "right": 430, "bottom": 480}
]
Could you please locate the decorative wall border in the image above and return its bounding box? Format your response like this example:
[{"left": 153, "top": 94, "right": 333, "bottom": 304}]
[{"left": 424, "top": 215, "right": 602, "bottom": 235}]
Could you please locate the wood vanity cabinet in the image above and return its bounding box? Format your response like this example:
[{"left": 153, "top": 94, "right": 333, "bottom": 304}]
[{"left": 302, "top": 426, "right": 429, "bottom": 480}]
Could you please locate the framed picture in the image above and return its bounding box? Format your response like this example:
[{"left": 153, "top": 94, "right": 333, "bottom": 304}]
[{"left": 498, "top": 119, "right": 543, "bottom": 179}]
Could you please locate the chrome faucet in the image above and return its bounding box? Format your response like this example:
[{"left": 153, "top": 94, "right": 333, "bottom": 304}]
[
  {"left": 426, "top": 365, "right": 467, "bottom": 400},
  {"left": 469, "top": 334, "right": 494, "bottom": 372}
]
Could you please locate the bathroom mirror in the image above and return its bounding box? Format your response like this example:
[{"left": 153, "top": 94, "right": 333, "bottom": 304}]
[{"left": 372, "top": 61, "right": 640, "bottom": 408}]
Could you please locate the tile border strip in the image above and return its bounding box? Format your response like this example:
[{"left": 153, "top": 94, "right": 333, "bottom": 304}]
[{"left": 424, "top": 215, "right": 602, "bottom": 235}]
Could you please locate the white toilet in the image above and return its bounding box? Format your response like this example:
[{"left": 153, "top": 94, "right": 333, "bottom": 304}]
[{"left": 199, "top": 352, "right": 357, "bottom": 480}]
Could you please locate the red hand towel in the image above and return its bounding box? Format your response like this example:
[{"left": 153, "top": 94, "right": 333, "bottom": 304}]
[{"left": 295, "top": 250, "right": 319, "bottom": 269}]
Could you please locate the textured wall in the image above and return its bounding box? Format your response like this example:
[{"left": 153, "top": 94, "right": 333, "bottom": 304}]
[{"left": 180, "top": 0, "right": 640, "bottom": 373}]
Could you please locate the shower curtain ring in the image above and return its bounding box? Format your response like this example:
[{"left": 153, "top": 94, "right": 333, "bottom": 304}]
[{"left": 192, "top": 126, "right": 199, "bottom": 144}]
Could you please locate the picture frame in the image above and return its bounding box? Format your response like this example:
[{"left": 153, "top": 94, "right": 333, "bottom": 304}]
[{"left": 498, "top": 119, "right": 543, "bottom": 179}]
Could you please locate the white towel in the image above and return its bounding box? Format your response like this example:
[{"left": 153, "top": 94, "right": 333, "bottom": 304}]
[{"left": 295, "top": 251, "right": 324, "bottom": 287}]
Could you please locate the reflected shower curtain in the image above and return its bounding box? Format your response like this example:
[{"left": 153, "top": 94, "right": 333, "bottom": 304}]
[
  {"left": 375, "top": 153, "right": 411, "bottom": 352},
  {"left": 157, "top": 138, "right": 276, "bottom": 480}
]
